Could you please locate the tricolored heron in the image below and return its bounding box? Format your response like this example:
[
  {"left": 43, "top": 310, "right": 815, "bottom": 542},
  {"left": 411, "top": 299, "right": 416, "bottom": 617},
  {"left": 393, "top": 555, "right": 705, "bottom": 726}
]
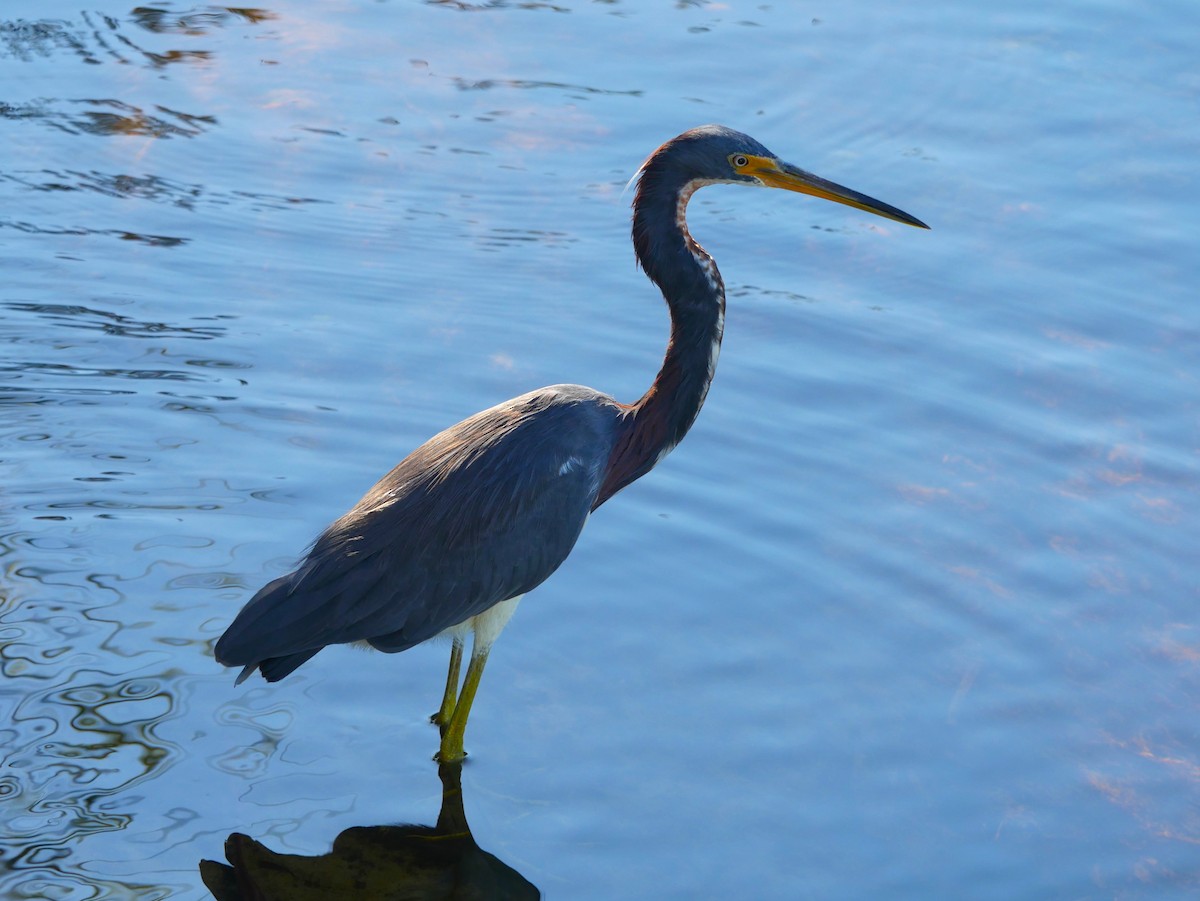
[{"left": 216, "top": 125, "right": 928, "bottom": 761}]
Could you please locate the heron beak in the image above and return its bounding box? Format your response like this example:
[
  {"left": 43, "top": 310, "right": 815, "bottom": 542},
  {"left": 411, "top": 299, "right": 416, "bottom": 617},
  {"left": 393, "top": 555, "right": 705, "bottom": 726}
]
[{"left": 749, "top": 157, "right": 929, "bottom": 229}]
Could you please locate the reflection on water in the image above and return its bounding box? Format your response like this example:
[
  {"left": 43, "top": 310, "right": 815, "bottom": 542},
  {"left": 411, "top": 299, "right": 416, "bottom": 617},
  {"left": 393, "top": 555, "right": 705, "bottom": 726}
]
[
  {"left": 0, "top": 7, "right": 272, "bottom": 65},
  {"left": 0, "top": 97, "right": 212, "bottom": 139},
  {"left": 0, "top": 8, "right": 273, "bottom": 146},
  {"left": 0, "top": 170, "right": 328, "bottom": 212},
  {"left": 0, "top": 301, "right": 245, "bottom": 410},
  {"left": 450, "top": 76, "right": 641, "bottom": 97},
  {"left": 200, "top": 762, "right": 539, "bottom": 900},
  {"left": 0, "top": 669, "right": 182, "bottom": 897},
  {"left": 130, "top": 7, "right": 277, "bottom": 35},
  {"left": 3, "top": 302, "right": 229, "bottom": 341},
  {"left": 1, "top": 0, "right": 1198, "bottom": 897}
]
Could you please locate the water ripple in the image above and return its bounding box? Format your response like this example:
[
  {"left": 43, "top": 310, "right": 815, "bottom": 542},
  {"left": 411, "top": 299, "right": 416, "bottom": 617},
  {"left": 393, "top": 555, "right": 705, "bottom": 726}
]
[
  {"left": 450, "top": 76, "right": 640, "bottom": 97},
  {"left": 0, "top": 169, "right": 330, "bottom": 213},
  {"left": 0, "top": 97, "right": 216, "bottom": 139},
  {"left": 0, "top": 8, "right": 274, "bottom": 70},
  {"left": 1, "top": 673, "right": 182, "bottom": 859},
  {"left": 0, "top": 218, "right": 187, "bottom": 246},
  {"left": 429, "top": 0, "right": 568, "bottom": 12},
  {"left": 2, "top": 302, "right": 229, "bottom": 341},
  {"left": 130, "top": 6, "right": 278, "bottom": 35}
]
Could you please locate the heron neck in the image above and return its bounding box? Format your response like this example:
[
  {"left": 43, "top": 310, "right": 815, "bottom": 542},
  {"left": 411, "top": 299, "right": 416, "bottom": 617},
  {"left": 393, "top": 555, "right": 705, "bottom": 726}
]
[{"left": 595, "top": 182, "right": 726, "bottom": 507}]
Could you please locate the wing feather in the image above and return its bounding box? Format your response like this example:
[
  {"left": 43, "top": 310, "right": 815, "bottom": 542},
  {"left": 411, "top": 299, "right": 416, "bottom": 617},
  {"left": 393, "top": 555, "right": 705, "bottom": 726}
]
[{"left": 216, "top": 386, "right": 617, "bottom": 674}]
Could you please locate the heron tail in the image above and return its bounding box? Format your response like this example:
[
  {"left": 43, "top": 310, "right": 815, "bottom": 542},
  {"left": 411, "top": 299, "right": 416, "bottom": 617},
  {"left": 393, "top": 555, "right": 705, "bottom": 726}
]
[{"left": 230, "top": 648, "right": 323, "bottom": 685}]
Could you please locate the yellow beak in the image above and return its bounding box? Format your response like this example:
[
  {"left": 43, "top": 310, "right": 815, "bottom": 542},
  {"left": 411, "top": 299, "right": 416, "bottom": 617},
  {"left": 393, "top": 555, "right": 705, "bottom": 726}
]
[{"left": 746, "top": 156, "right": 929, "bottom": 229}]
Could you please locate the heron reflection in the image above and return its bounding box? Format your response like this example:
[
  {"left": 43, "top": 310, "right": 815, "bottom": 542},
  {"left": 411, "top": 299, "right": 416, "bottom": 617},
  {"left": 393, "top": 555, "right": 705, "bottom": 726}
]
[{"left": 200, "top": 760, "right": 538, "bottom": 900}]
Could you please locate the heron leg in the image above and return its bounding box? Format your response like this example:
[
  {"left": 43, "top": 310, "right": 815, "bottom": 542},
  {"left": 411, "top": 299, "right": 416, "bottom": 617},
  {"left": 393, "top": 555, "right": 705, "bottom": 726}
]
[
  {"left": 434, "top": 596, "right": 521, "bottom": 761},
  {"left": 431, "top": 637, "right": 464, "bottom": 733},
  {"left": 437, "top": 643, "right": 490, "bottom": 763}
]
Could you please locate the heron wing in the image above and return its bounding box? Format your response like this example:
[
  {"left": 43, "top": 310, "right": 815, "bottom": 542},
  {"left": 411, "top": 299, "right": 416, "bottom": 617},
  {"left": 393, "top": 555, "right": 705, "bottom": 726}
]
[{"left": 215, "top": 385, "right": 618, "bottom": 668}]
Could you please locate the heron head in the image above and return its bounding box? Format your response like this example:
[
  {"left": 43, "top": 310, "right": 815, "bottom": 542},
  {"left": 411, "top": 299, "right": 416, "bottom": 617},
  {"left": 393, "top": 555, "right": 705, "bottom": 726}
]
[{"left": 660, "top": 125, "right": 929, "bottom": 229}]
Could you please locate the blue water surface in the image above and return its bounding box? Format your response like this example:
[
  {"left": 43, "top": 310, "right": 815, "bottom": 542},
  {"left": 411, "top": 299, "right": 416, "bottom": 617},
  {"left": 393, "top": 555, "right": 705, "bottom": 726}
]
[{"left": 1, "top": 1, "right": 1198, "bottom": 898}]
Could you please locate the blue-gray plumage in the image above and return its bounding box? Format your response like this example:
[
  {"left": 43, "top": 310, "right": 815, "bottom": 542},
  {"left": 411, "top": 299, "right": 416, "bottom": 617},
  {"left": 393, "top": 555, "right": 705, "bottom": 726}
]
[
  {"left": 218, "top": 385, "right": 615, "bottom": 678},
  {"left": 215, "top": 125, "right": 928, "bottom": 761}
]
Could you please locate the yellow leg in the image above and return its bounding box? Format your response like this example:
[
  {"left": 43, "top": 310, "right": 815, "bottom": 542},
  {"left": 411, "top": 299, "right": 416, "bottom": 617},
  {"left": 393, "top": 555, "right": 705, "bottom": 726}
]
[
  {"left": 432, "top": 637, "right": 464, "bottom": 733},
  {"left": 437, "top": 645, "right": 490, "bottom": 763}
]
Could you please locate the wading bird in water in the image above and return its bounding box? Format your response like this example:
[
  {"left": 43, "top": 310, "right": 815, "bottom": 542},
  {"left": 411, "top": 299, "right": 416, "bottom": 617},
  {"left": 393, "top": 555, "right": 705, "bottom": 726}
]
[{"left": 216, "top": 126, "right": 928, "bottom": 761}]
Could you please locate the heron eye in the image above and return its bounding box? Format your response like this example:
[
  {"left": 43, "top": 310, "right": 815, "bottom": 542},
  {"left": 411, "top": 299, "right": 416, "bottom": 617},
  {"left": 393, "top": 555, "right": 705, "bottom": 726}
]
[{"left": 732, "top": 154, "right": 749, "bottom": 169}]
